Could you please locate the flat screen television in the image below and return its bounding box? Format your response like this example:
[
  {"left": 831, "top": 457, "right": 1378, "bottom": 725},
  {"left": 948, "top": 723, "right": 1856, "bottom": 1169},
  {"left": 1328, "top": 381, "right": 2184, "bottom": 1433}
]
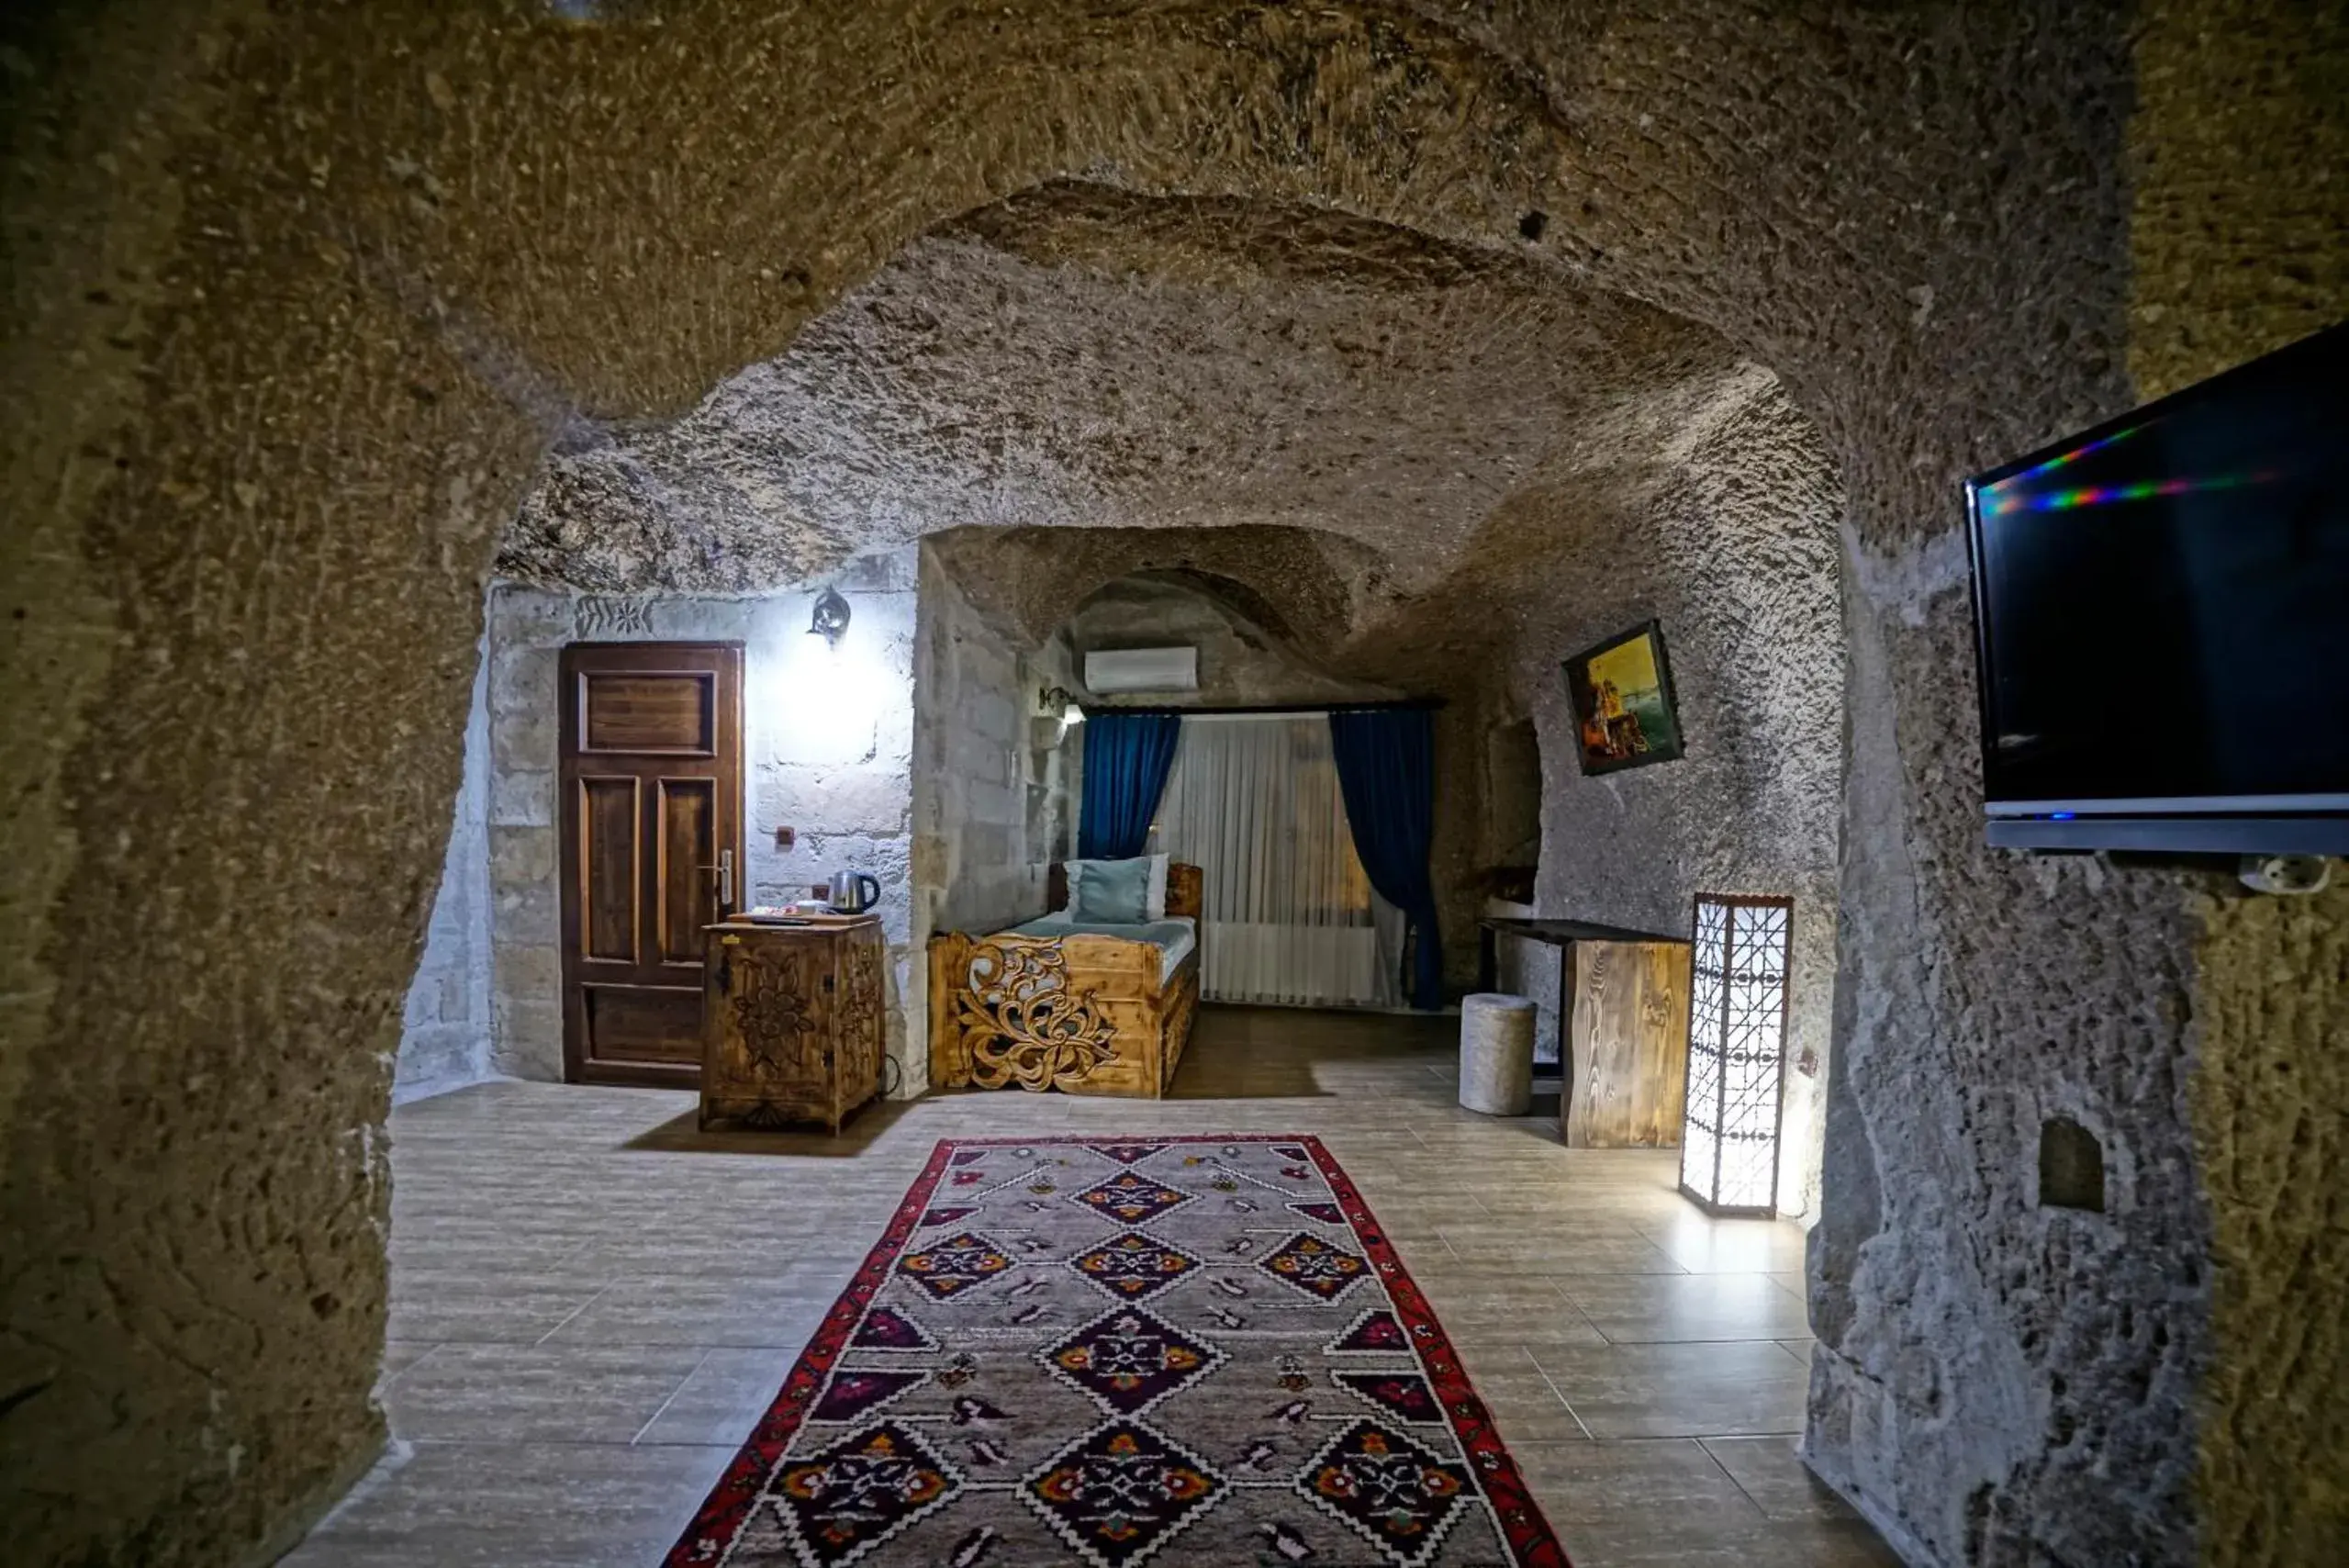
[{"left": 1964, "top": 321, "right": 2349, "bottom": 855}]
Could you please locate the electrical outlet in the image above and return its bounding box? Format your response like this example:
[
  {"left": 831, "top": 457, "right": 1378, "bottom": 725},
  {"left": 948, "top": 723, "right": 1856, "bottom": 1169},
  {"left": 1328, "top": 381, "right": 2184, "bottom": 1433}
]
[{"left": 774, "top": 825, "right": 795, "bottom": 849}]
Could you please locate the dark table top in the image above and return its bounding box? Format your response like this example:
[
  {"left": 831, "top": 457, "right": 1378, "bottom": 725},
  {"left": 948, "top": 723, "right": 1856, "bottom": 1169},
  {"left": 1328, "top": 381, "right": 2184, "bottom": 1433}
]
[{"left": 1479, "top": 915, "right": 1688, "bottom": 947}]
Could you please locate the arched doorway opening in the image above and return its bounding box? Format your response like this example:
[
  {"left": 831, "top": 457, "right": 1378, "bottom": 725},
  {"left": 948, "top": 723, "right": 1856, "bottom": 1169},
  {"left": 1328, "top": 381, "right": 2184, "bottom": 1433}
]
[{"left": 6, "top": 6, "right": 2336, "bottom": 1565}]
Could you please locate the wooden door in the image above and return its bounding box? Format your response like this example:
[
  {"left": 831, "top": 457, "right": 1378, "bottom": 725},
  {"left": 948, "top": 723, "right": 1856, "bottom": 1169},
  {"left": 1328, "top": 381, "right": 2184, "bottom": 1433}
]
[{"left": 559, "top": 642, "right": 744, "bottom": 1087}]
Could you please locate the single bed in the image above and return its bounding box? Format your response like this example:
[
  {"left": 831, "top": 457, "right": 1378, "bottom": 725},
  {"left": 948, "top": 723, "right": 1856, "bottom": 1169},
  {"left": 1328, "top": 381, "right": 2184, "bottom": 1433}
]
[{"left": 926, "top": 862, "right": 1202, "bottom": 1097}]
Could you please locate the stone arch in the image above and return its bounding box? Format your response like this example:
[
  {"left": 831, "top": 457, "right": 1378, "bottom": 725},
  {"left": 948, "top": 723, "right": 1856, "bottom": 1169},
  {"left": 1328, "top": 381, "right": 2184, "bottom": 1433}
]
[
  {"left": 1050, "top": 566, "right": 1381, "bottom": 694},
  {"left": 929, "top": 524, "right": 1390, "bottom": 660},
  {"left": 1124, "top": 568, "right": 1308, "bottom": 646},
  {"left": 3, "top": 6, "right": 2343, "bottom": 1568}
]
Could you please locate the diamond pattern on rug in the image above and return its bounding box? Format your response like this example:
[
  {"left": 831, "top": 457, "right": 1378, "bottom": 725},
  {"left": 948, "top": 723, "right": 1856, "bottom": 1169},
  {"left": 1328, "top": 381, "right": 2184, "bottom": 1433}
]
[
  {"left": 1258, "top": 1230, "right": 1370, "bottom": 1302},
  {"left": 1071, "top": 1170, "right": 1195, "bottom": 1226},
  {"left": 1023, "top": 1420, "right": 1224, "bottom": 1566},
  {"left": 1068, "top": 1230, "right": 1203, "bottom": 1303},
  {"left": 1041, "top": 1304, "right": 1227, "bottom": 1416},
  {"left": 1335, "top": 1369, "right": 1444, "bottom": 1426},
  {"left": 664, "top": 1136, "right": 1566, "bottom": 1568},
  {"left": 810, "top": 1370, "right": 927, "bottom": 1424},
  {"left": 894, "top": 1232, "right": 1013, "bottom": 1301},
  {"left": 1186, "top": 1156, "right": 1292, "bottom": 1196},
  {"left": 1326, "top": 1306, "right": 1411, "bottom": 1354},
  {"left": 849, "top": 1306, "right": 937, "bottom": 1352},
  {"left": 1295, "top": 1419, "right": 1474, "bottom": 1567},
  {"left": 773, "top": 1420, "right": 962, "bottom": 1567}
]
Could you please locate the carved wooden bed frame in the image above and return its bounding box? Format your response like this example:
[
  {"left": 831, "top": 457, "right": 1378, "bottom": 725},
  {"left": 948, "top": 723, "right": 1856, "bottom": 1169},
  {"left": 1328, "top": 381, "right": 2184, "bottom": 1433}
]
[{"left": 926, "top": 863, "right": 1202, "bottom": 1098}]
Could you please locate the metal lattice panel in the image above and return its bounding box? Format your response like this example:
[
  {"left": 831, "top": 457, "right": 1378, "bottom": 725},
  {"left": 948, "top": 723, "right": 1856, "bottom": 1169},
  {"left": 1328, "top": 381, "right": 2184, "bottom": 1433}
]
[{"left": 1677, "top": 894, "right": 1793, "bottom": 1216}]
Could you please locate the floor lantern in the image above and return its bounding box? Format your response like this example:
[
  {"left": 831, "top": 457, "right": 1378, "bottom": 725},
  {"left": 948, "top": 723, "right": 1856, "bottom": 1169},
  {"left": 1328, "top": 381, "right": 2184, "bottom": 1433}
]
[{"left": 1678, "top": 892, "right": 1795, "bottom": 1217}]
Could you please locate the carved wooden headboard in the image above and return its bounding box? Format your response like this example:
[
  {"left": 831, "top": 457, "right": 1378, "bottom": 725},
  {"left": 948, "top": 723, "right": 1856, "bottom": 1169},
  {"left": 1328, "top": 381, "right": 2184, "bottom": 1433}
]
[
  {"left": 1047, "top": 861, "right": 1202, "bottom": 920},
  {"left": 1167, "top": 863, "right": 1202, "bottom": 920}
]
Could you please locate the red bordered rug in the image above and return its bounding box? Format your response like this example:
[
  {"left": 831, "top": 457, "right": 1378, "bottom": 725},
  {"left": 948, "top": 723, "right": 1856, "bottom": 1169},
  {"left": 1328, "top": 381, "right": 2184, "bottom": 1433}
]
[{"left": 664, "top": 1134, "right": 1569, "bottom": 1567}]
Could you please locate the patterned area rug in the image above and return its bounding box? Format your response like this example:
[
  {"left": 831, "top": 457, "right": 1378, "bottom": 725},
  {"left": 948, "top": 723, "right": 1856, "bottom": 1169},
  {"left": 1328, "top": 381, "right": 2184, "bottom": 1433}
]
[{"left": 665, "top": 1136, "right": 1568, "bottom": 1567}]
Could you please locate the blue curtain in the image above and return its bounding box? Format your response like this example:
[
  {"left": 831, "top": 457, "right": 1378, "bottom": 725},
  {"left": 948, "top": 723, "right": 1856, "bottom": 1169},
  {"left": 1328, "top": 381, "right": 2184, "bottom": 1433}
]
[
  {"left": 1328, "top": 708, "right": 1444, "bottom": 1010},
  {"left": 1079, "top": 712, "right": 1182, "bottom": 859}
]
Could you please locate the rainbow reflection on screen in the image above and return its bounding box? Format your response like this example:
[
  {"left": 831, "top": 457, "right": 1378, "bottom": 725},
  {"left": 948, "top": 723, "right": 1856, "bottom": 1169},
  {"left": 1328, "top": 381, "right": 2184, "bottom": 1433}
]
[
  {"left": 1983, "top": 468, "right": 2279, "bottom": 516},
  {"left": 2003, "top": 422, "right": 2142, "bottom": 483}
]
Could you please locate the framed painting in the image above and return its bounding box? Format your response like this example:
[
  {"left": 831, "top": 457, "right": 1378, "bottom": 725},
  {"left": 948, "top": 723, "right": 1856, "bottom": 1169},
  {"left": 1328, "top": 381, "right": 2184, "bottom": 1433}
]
[{"left": 1564, "top": 620, "right": 1685, "bottom": 775}]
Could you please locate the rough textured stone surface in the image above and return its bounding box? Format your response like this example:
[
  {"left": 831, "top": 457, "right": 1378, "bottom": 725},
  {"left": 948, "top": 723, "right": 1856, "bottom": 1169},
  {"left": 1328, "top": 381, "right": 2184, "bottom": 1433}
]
[
  {"left": 2129, "top": 4, "right": 2349, "bottom": 1560},
  {"left": 505, "top": 186, "right": 1732, "bottom": 601},
  {"left": 1504, "top": 381, "right": 1843, "bottom": 1224},
  {"left": 1057, "top": 573, "right": 1404, "bottom": 711},
  {"left": 2, "top": 4, "right": 2342, "bottom": 1567},
  {"left": 529, "top": 206, "right": 1841, "bottom": 1043}
]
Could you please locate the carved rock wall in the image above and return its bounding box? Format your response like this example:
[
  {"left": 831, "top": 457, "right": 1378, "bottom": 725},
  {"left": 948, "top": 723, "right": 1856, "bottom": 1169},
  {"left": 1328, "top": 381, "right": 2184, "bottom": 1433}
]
[
  {"left": 1059, "top": 575, "right": 1404, "bottom": 711},
  {"left": 2130, "top": 2, "right": 2349, "bottom": 1558},
  {"left": 1511, "top": 381, "right": 1844, "bottom": 1223},
  {"left": 1, "top": 5, "right": 2341, "bottom": 1566}
]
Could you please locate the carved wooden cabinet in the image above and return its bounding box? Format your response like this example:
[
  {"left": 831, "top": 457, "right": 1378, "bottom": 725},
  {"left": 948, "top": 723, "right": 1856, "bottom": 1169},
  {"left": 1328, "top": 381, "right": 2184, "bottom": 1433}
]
[{"left": 699, "top": 915, "right": 886, "bottom": 1133}]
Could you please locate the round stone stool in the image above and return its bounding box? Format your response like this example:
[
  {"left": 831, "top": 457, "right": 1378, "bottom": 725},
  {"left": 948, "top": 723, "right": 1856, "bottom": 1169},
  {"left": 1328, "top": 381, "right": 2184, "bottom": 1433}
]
[{"left": 1459, "top": 993, "right": 1537, "bottom": 1116}]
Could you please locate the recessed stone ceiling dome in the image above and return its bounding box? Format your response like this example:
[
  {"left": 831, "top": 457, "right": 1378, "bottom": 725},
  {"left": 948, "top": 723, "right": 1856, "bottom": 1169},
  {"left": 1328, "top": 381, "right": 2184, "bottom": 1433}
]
[{"left": 503, "top": 180, "right": 1819, "bottom": 654}]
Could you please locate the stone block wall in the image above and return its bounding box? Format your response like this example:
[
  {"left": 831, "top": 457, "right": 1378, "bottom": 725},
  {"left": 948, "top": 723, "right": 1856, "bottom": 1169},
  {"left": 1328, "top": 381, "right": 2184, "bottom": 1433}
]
[
  {"left": 913, "top": 543, "right": 1060, "bottom": 941},
  {"left": 453, "top": 549, "right": 925, "bottom": 1093},
  {"left": 911, "top": 544, "right": 1081, "bottom": 1058},
  {"left": 392, "top": 631, "right": 492, "bottom": 1103}
]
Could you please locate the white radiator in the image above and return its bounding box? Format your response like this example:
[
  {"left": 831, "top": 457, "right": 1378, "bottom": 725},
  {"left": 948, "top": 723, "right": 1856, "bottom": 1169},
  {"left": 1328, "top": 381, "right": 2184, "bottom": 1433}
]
[{"left": 1200, "top": 922, "right": 1386, "bottom": 1008}]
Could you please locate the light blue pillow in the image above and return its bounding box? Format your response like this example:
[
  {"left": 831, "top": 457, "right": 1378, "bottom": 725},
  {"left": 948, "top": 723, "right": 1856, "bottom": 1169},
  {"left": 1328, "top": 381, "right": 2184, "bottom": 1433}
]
[{"left": 1075, "top": 858, "right": 1152, "bottom": 924}]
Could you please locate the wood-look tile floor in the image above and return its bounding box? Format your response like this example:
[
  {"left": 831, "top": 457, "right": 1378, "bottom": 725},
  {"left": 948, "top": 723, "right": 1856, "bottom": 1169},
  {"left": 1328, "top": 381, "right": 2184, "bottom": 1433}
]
[{"left": 288, "top": 1006, "right": 1896, "bottom": 1568}]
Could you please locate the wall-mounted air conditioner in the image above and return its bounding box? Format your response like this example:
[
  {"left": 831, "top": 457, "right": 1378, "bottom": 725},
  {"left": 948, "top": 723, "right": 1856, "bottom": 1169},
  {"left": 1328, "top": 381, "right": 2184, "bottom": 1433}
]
[{"left": 1083, "top": 646, "right": 1199, "bottom": 694}]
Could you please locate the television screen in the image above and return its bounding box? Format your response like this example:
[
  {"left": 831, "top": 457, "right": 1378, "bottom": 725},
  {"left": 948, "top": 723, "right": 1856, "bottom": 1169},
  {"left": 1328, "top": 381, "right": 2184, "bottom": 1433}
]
[{"left": 1964, "top": 322, "right": 2349, "bottom": 852}]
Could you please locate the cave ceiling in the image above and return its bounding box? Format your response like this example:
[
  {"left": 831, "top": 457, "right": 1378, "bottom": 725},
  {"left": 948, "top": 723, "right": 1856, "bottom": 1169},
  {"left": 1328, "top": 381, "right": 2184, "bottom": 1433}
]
[{"left": 505, "top": 181, "right": 1825, "bottom": 681}]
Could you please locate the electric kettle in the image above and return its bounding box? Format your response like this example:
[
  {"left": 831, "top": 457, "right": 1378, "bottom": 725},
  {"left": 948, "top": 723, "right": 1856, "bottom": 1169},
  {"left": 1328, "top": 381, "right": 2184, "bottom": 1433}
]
[{"left": 825, "top": 869, "right": 881, "bottom": 914}]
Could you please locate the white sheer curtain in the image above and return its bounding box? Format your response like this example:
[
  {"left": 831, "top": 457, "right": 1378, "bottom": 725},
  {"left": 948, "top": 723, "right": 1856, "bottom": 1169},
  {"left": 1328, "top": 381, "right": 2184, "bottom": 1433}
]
[{"left": 1149, "top": 715, "right": 1404, "bottom": 1008}]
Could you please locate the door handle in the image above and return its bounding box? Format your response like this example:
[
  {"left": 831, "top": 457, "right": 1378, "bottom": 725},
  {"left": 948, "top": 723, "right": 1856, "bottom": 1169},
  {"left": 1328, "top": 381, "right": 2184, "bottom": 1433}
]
[{"left": 702, "top": 848, "right": 734, "bottom": 909}]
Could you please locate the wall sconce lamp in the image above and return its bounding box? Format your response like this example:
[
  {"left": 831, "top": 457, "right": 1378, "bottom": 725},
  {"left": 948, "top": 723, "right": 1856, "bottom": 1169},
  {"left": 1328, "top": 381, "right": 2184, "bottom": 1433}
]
[
  {"left": 807, "top": 586, "right": 851, "bottom": 646},
  {"left": 1678, "top": 892, "right": 1795, "bottom": 1218}
]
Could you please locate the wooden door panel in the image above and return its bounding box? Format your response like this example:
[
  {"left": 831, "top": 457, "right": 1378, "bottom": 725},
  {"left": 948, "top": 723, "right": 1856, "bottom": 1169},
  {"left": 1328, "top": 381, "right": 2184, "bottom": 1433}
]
[
  {"left": 560, "top": 643, "right": 744, "bottom": 1088},
  {"left": 656, "top": 778, "right": 716, "bottom": 967},
  {"left": 581, "top": 984, "right": 705, "bottom": 1069},
  {"left": 581, "top": 671, "right": 714, "bottom": 753},
  {"left": 578, "top": 777, "right": 641, "bottom": 963}
]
